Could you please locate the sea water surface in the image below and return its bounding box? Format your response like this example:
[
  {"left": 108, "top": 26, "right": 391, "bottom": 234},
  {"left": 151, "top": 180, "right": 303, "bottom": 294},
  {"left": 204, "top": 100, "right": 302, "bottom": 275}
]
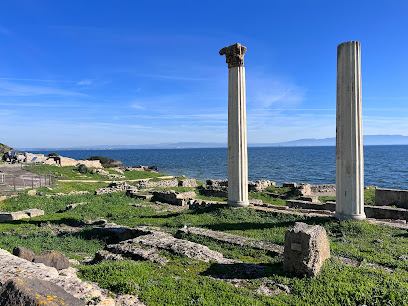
[{"left": 30, "top": 145, "right": 408, "bottom": 190}]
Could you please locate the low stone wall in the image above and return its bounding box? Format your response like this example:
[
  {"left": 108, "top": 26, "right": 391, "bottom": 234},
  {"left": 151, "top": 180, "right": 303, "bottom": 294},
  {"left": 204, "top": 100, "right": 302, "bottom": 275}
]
[
  {"left": 375, "top": 188, "right": 408, "bottom": 209},
  {"left": 286, "top": 200, "right": 336, "bottom": 211},
  {"left": 152, "top": 190, "right": 196, "bottom": 206},
  {"left": 286, "top": 199, "right": 408, "bottom": 221},
  {"left": 178, "top": 178, "right": 197, "bottom": 187},
  {"left": 137, "top": 179, "right": 178, "bottom": 188}
]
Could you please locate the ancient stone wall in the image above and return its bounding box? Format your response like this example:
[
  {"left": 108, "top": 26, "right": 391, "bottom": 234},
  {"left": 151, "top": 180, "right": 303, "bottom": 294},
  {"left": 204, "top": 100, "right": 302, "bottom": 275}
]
[{"left": 375, "top": 188, "right": 408, "bottom": 209}]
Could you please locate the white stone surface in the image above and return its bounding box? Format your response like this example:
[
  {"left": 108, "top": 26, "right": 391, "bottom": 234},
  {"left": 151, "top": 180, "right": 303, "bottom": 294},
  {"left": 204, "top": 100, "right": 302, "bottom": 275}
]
[
  {"left": 227, "top": 66, "right": 249, "bottom": 207},
  {"left": 335, "top": 41, "right": 366, "bottom": 220}
]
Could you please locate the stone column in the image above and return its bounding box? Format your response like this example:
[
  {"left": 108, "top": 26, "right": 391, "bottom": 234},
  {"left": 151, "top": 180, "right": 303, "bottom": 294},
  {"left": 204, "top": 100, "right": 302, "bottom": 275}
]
[
  {"left": 335, "top": 41, "right": 366, "bottom": 220},
  {"left": 219, "top": 43, "right": 249, "bottom": 207}
]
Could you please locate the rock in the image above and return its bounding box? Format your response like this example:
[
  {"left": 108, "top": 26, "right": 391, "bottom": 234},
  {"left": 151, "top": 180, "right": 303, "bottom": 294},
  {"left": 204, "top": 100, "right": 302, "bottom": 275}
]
[
  {"left": 0, "top": 209, "right": 44, "bottom": 222},
  {"left": 95, "top": 182, "right": 137, "bottom": 195},
  {"left": 206, "top": 179, "right": 228, "bottom": 188},
  {"left": 248, "top": 180, "right": 275, "bottom": 192},
  {"left": 27, "top": 189, "right": 37, "bottom": 196},
  {"left": 25, "top": 208, "right": 44, "bottom": 218},
  {"left": 178, "top": 227, "right": 283, "bottom": 256},
  {"left": 91, "top": 168, "right": 109, "bottom": 175},
  {"left": 0, "top": 278, "right": 84, "bottom": 306},
  {"left": 283, "top": 182, "right": 298, "bottom": 188},
  {"left": 178, "top": 178, "right": 197, "bottom": 187},
  {"left": 67, "top": 190, "right": 90, "bottom": 196},
  {"left": 136, "top": 179, "right": 178, "bottom": 188},
  {"left": 152, "top": 190, "right": 196, "bottom": 206},
  {"left": 33, "top": 250, "right": 70, "bottom": 270},
  {"left": 93, "top": 250, "right": 125, "bottom": 262},
  {"left": 283, "top": 222, "right": 330, "bottom": 277},
  {"left": 12, "top": 246, "right": 35, "bottom": 262}
]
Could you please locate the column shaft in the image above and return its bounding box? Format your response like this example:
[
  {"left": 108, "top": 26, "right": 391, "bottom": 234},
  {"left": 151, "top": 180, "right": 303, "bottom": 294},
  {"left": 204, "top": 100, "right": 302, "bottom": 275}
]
[
  {"left": 335, "top": 41, "right": 366, "bottom": 220},
  {"left": 228, "top": 66, "right": 249, "bottom": 207}
]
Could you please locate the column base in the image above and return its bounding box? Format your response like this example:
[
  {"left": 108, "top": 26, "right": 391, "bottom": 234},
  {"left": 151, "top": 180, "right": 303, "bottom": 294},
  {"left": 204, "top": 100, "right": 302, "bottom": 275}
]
[
  {"left": 227, "top": 200, "right": 249, "bottom": 208},
  {"left": 334, "top": 212, "right": 366, "bottom": 221}
]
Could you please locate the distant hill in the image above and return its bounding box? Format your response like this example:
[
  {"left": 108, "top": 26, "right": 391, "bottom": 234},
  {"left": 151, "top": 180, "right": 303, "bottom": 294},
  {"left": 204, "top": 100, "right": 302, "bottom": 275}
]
[
  {"left": 264, "top": 135, "right": 408, "bottom": 147},
  {"left": 17, "top": 135, "right": 408, "bottom": 150},
  {"left": 0, "top": 143, "right": 13, "bottom": 154}
]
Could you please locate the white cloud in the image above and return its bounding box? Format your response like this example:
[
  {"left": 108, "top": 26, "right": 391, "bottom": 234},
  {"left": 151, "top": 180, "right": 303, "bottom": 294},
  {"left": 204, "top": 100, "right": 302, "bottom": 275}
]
[
  {"left": 77, "top": 79, "right": 93, "bottom": 86},
  {"left": 0, "top": 81, "right": 87, "bottom": 97},
  {"left": 247, "top": 76, "right": 306, "bottom": 109}
]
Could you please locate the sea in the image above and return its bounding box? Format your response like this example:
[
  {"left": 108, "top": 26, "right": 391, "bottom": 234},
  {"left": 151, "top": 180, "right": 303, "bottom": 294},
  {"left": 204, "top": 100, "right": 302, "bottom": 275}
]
[{"left": 29, "top": 145, "right": 408, "bottom": 190}]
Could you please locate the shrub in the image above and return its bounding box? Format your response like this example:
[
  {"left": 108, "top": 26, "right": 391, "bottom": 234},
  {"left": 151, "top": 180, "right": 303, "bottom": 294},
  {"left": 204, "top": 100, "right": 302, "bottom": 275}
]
[
  {"left": 47, "top": 153, "right": 59, "bottom": 157},
  {"left": 87, "top": 156, "right": 123, "bottom": 168},
  {"left": 77, "top": 164, "right": 89, "bottom": 174}
]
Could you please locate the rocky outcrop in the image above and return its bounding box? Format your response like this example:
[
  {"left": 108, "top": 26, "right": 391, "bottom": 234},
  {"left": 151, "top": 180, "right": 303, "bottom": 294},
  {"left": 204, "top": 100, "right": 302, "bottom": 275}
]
[
  {"left": 125, "top": 166, "right": 159, "bottom": 172},
  {"left": 105, "top": 230, "right": 235, "bottom": 265},
  {"left": 0, "top": 248, "right": 130, "bottom": 304}
]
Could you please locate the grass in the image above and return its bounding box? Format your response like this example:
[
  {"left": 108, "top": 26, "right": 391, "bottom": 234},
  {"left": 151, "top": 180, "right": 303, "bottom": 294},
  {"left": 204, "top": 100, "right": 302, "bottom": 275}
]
[
  {"left": 0, "top": 164, "right": 406, "bottom": 305},
  {"left": 319, "top": 188, "right": 376, "bottom": 205}
]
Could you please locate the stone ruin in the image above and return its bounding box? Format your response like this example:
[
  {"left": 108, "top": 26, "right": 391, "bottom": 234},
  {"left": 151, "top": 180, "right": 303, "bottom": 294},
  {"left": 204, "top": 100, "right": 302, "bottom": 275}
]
[
  {"left": 283, "top": 222, "right": 330, "bottom": 277},
  {"left": 95, "top": 181, "right": 137, "bottom": 195},
  {"left": 152, "top": 190, "right": 196, "bottom": 206}
]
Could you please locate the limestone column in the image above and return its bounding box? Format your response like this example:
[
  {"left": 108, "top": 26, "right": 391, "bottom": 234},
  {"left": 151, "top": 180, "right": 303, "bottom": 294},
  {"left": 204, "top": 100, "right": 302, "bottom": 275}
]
[
  {"left": 335, "top": 41, "right": 366, "bottom": 220},
  {"left": 219, "top": 43, "right": 249, "bottom": 207}
]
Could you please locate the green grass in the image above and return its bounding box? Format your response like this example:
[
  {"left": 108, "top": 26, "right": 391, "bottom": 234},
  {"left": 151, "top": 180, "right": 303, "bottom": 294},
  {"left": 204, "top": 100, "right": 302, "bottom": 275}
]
[
  {"left": 24, "top": 164, "right": 165, "bottom": 181},
  {"left": 319, "top": 188, "right": 377, "bottom": 205},
  {"left": 0, "top": 169, "right": 407, "bottom": 305}
]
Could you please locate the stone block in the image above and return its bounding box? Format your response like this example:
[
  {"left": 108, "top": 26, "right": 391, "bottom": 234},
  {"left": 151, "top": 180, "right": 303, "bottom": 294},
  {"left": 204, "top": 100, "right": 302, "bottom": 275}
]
[
  {"left": 152, "top": 190, "right": 196, "bottom": 206},
  {"left": 178, "top": 178, "right": 197, "bottom": 187},
  {"left": 33, "top": 250, "right": 70, "bottom": 270},
  {"left": 0, "top": 211, "right": 29, "bottom": 222},
  {"left": 24, "top": 208, "right": 44, "bottom": 218},
  {"left": 27, "top": 189, "right": 37, "bottom": 196},
  {"left": 375, "top": 188, "right": 408, "bottom": 209},
  {"left": 283, "top": 182, "right": 297, "bottom": 188},
  {"left": 248, "top": 179, "right": 275, "bottom": 192},
  {"left": 12, "top": 246, "right": 35, "bottom": 262},
  {"left": 283, "top": 222, "right": 330, "bottom": 277},
  {"left": 0, "top": 278, "right": 84, "bottom": 306}
]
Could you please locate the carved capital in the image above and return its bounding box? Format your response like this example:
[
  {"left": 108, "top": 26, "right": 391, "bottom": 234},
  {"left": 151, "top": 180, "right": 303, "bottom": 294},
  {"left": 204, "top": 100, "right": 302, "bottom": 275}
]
[{"left": 219, "top": 43, "right": 247, "bottom": 68}]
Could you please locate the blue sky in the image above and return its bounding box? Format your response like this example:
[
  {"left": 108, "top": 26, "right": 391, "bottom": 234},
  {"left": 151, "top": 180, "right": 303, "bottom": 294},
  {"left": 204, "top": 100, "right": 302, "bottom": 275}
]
[{"left": 1, "top": 1, "right": 407, "bottom": 148}]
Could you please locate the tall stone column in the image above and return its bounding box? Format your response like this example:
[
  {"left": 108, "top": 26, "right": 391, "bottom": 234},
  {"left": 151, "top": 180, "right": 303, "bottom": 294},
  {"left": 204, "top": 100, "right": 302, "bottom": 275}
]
[
  {"left": 220, "top": 43, "right": 249, "bottom": 207},
  {"left": 335, "top": 41, "right": 366, "bottom": 220}
]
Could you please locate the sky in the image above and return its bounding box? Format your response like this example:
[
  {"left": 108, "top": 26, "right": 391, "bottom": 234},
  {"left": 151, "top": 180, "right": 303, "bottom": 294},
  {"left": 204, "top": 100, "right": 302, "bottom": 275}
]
[{"left": 1, "top": 1, "right": 408, "bottom": 148}]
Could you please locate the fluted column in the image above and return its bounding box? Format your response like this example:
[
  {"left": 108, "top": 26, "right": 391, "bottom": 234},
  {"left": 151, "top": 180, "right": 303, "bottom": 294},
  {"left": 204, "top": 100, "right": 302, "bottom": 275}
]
[
  {"left": 335, "top": 41, "right": 366, "bottom": 220},
  {"left": 220, "top": 43, "right": 249, "bottom": 207}
]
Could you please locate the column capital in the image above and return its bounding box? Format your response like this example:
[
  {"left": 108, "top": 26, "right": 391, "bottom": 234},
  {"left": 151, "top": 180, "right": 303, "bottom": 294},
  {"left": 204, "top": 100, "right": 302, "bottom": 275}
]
[{"left": 219, "top": 43, "right": 247, "bottom": 68}]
